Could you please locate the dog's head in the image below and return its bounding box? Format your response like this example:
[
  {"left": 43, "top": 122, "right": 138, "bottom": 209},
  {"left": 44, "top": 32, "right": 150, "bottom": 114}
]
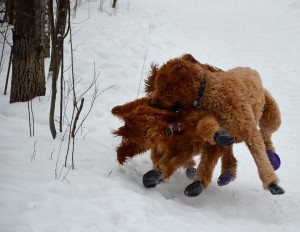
[{"left": 145, "top": 56, "right": 203, "bottom": 112}]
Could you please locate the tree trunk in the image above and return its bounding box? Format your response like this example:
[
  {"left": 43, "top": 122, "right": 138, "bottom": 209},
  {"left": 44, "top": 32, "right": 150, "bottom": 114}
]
[
  {"left": 10, "top": 0, "right": 45, "bottom": 103},
  {"left": 112, "top": 0, "right": 117, "bottom": 8},
  {"left": 47, "top": 0, "right": 69, "bottom": 79},
  {"left": 48, "top": 0, "right": 69, "bottom": 138},
  {"left": 48, "top": 0, "right": 58, "bottom": 139},
  {"left": 4, "top": 0, "right": 15, "bottom": 24}
]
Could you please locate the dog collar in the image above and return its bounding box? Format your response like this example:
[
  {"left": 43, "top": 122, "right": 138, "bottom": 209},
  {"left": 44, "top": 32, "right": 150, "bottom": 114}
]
[{"left": 193, "top": 74, "right": 206, "bottom": 108}]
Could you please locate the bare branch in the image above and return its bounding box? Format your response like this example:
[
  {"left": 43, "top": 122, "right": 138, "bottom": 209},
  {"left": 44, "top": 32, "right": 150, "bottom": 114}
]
[
  {"left": 137, "top": 49, "right": 148, "bottom": 98},
  {"left": 71, "top": 97, "right": 84, "bottom": 137},
  {"left": 50, "top": 148, "right": 55, "bottom": 160},
  {"left": 30, "top": 140, "right": 37, "bottom": 162}
]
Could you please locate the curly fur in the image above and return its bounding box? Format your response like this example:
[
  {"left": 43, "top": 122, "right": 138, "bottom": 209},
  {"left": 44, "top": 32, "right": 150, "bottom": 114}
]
[
  {"left": 148, "top": 54, "right": 282, "bottom": 189},
  {"left": 112, "top": 97, "right": 238, "bottom": 188}
]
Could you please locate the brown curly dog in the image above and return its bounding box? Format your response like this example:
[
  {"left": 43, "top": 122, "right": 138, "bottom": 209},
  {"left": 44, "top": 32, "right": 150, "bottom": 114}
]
[
  {"left": 147, "top": 54, "right": 284, "bottom": 196},
  {"left": 112, "top": 97, "right": 237, "bottom": 188}
]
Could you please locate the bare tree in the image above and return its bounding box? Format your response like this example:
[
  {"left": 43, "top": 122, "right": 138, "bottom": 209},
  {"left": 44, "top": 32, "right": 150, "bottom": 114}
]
[
  {"left": 48, "top": 0, "right": 70, "bottom": 139},
  {"left": 10, "top": 0, "right": 45, "bottom": 103}
]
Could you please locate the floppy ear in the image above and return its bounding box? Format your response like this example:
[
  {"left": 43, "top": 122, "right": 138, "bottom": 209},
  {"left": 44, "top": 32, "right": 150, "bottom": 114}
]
[
  {"left": 181, "top": 54, "right": 223, "bottom": 72},
  {"left": 144, "top": 63, "right": 159, "bottom": 96},
  {"left": 111, "top": 97, "right": 150, "bottom": 119}
]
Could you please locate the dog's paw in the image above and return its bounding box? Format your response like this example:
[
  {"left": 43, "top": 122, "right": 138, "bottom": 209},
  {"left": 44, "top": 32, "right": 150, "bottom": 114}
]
[
  {"left": 185, "top": 167, "right": 197, "bottom": 180},
  {"left": 142, "top": 170, "right": 164, "bottom": 188},
  {"left": 268, "top": 182, "right": 285, "bottom": 195},
  {"left": 217, "top": 172, "right": 233, "bottom": 186},
  {"left": 214, "top": 131, "right": 235, "bottom": 146},
  {"left": 184, "top": 181, "right": 204, "bottom": 197}
]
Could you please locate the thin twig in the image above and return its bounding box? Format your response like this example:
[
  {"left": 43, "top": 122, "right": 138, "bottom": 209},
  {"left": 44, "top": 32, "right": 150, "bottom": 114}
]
[
  {"left": 71, "top": 98, "right": 84, "bottom": 137},
  {"left": 137, "top": 49, "right": 148, "bottom": 98},
  {"left": 30, "top": 100, "right": 34, "bottom": 136},
  {"left": 55, "top": 127, "right": 69, "bottom": 179},
  {"left": 28, "top": 101, "right": 32, "bottom": 137},
  {"left": 71, "top": 135, "right": 75, "bottom": 169},
  {"left": 0, "top": 25, "right": 8, "bottom": 73},
  {"left": 62, "top": 165, "right": 72, "bottom": 183},
  {"left": 31, "top": 140, "right": 37, "bottom": 162},
  {"left": 50, "top": 148, "right": 55, "bottom": 160},
  {"left": 64, "top": 5, "right": 76, "bottom": 167},
  {"left": 74, "top": 85, "right": 115, "bottom": 136},
  {"left": 83, "top": 129, "right": 92, "bottom": 139}
]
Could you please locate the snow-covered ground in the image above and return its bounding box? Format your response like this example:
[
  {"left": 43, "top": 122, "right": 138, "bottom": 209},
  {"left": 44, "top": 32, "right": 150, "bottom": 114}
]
[{"left": 1, "top": 0, "right": 300, "bottom": 231}]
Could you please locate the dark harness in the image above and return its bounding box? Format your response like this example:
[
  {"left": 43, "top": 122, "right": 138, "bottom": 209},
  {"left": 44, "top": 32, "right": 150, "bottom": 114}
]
[{"left": 193, "top": 74, "right": 206, "bottom": 108}]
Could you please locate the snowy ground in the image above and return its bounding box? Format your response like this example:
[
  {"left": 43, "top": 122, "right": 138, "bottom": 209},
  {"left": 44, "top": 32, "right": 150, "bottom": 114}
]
[{"left": 1, "top": 0, "right": 300, "bottom": 231}]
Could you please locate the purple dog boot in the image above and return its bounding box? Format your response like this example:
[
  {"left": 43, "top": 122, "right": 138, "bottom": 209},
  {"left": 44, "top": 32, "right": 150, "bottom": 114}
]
[
  {"left": 267, "top": 150, "right": 281, "bottom": 171},
  {"left": 217, "top": 172, "right": 233, "bottom": 186}
]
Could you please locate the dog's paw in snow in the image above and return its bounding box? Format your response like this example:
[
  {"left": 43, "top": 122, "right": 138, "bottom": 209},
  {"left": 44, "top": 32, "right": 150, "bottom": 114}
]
[
  {"left": 184, "top": 181, "right": 204, "bottom": 197},
  {"left": 268, "top": 182, "right": 285, "bottom": 195},
  {"left": 142, "top": 170, "right": 164, "bottom": 188}
]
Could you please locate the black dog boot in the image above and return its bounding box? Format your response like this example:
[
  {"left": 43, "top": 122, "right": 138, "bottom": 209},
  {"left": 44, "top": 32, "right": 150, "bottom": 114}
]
[
  {"left": 142, "top": 170, "right": 164, "bottom": 188},
  {"left": 185, "top": 167, "right": 197, "bottom": 180},
  {"left": 214, "top": 131, "right": 235, "bottom": 146},
  {"left": 184, "top": 181, "right": 204, "bottom": 197},
  {"left": 268, "top": 182, "right": 285, "bottom": 195}
]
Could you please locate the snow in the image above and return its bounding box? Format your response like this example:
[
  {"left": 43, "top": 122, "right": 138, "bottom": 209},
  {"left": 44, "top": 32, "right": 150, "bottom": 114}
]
[{"left": 1, "top": 0, "right": 300, "bottom": 231}]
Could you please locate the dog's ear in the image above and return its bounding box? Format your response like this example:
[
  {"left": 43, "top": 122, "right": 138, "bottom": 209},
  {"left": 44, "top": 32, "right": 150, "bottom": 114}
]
[
  {"left": 112, "top": 98, "right": 150, "bottom": 119},
  {"left": 144, "top": 63, "right": 159, "bottom": 95},
  {"left": 180, "top": 54, "right": 200, "bottom": 64},
  {"left": 181, "top": 54, "right": 223, "bottom": 73}
]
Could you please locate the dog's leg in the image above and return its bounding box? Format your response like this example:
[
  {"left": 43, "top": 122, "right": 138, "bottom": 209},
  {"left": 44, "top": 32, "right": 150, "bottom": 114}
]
[
  {"left": 196, "top": 113, "right": 235, "bottom": 146},
  {"left": 116, "top": 141, "right": 148, "bottom": 165},
  {"left": 185, "top": 144, "right": 222, "bottom": 197},
  {"left": 260, "top": 89, "right": 282, "bottom": 170},
  {"left": 155, "top": 150, "right": 194, "bottom": 179},
  {"left": 184, "top": 158, "right": 197, "bottom": 180},
  {"left": 218, "top": 146, "right": 237, "bottom": 186},
  {"left": 143, "top": 149, "right": 194, "bottom": 188},
  {"left": 244, "top": 124, "right": 284, "bottom": 194},
  {"left": 142, "top": 149, "right": 168, "bottom": 188}
]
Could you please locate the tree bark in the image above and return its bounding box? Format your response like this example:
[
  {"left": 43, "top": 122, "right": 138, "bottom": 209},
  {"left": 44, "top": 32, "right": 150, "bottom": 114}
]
[
  {"left": 4, "top": 0, "right": 15, "bottom": 24},
  {"left": 10, "top": 0, "right": 45, "bottom": 103},
  {"left": 42, "top": 0, "right": 50, "bottom": 58},
  {"left": 47, "top": 0, "right": 69, "bottom": 79}
]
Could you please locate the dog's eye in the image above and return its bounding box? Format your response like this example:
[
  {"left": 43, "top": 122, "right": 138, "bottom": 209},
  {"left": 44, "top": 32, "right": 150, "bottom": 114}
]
[{"left": 171, "top": 102, "right": 181, "bottom": 113}]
